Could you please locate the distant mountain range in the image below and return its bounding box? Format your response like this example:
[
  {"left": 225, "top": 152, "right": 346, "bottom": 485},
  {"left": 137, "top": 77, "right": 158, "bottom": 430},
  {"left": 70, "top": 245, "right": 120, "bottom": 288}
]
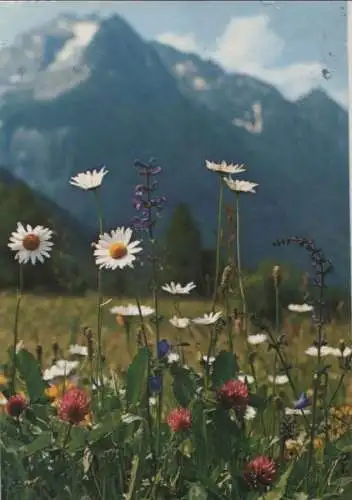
[{"left": 0, "top": 13, "right": 349, "bottom": 286}]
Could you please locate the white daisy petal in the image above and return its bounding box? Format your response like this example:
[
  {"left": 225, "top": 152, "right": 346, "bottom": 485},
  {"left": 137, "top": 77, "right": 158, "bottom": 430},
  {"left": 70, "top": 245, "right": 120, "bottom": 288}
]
[
  {"left": 8, "top": 222, "right": 54, "bottom": 265},
  {"left": 193, "top": 311, "right": 222, "bottom": 325},
  {"left": 223, "top": 176, "right": 258, "bottom": 193},
  {"left": 110, "top": 304, "right": 155, "bottom": 317},
  {"left": 205, "top": 160, "right": 246, "bottom": 175},
  {"left": 247, "top": 333, "right": 268, "bottom": 345},
  {"left": 169, "top": 316, "right": 190, "bottom": 329},
  {"left": 161, "top": 281, "right": 196, "bottom": 295},
  {"left": 268, "top": 374, "right": 289, "bottom": 385},
  {"left": 93, "top": 227, "right": 142, "bottom": 271},
  {"left": 288, "top": 303, "right": 314, "bottom": 313},
  {"left": 70, "top": 166, "right": 108, "bottom": 191}
]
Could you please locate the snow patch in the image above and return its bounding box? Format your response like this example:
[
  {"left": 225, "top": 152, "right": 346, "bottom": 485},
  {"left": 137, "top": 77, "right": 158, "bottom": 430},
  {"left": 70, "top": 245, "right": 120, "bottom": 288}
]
[
  {"left": 193, "top": 77, "right": 209, "bottom": 91},
  {"left": 48, "top": 21, "right": 99, "bottom": 70},
  {"left": 233, "top": 102, "right": 263, "bottom": 134}
]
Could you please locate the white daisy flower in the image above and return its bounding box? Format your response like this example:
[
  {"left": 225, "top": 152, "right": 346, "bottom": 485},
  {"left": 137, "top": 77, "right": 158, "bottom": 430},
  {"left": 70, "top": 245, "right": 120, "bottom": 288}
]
[
  {"left": 167, "top": 352, "right": 180, "bottom": 364},
  {"left": 69, "top": 344, "right": 88, "bottom": 357},
  {"left": 161, "top": 281, "right": 196, "bottom": 295},
  {"left": 285, "top": 407, "right": 312, "bottom": 416},
  {"left": 238, "top": 373, "right": 255, "bottom": 385},
  {"left": 223, "top": 177, "right": 258, "bottom": 193},
  {"left": 93, "top": 227, "right": 142, "bottom": 270},
  {"left": 329, "top": 347, "right": 352, "bottom": 358},
  {"left": 70, "top": 166, "right": 108, "bottom": 191},
  {"left": 305, "top": 345, "right": 333, "bottom": 357},
  {"left": 244, "top": 406, "right": 257, "bottom": 421},
  {"left": 8, "top": 223, "right": 53, "bottom": 265},
  {"left": 288, "top": 303, "right": 313, "bottom": 313},
  {"left": 110, "top": 304, "right": 155, "bottom": 317},
  {"left": 268, "top": 374, "right": 289, "bottom": 385},
  {"left": 43, "top": 359, "right": 79, "bottom": 382},
  {"left": 169, "top": 316, "right": 190, "bottom": 329},
  {"left": 205, "top": 160, "right": 246, "bottom": 175},
  {"left": 202, "top": 355, "right": 216, "bottom": 365},
  {"left": 192, "top": 311, "right": 222, "bottom": 325},
  {"left": 247, "top": 333, "right": 268, "bottom": 345}
]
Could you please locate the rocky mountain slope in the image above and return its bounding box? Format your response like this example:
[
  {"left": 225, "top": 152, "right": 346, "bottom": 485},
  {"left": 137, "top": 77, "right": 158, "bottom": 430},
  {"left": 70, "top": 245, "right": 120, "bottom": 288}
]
[{"left": 0, "top": 13, "right": 349, "bottom": 285}]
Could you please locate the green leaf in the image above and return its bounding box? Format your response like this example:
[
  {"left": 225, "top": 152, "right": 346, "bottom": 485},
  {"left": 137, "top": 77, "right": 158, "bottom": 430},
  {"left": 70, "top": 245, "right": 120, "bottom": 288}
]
[
  {"left": 188, "top": 483, "right": 208, "bottom": 500},
  {"left": 89, "top": 409, "right": 121, "bottom": 443},
  {"left": 16, "top": 349, "right": 47, "bottom": 403},
  {"left": 19, "top": 431, "right": 52, "bottom": 458},
  {"left": 263, "top": 463, "right": 294, "bottom": 500},
  {"left": 126, "top": 347, "right": 149, "bottom": 409},
  {"left": 67, "top": 427, "right": 88, "bottom": 453},
  {"left": 171, "top": 365, "right": 197, "bottom": 407},
  {"left": 212, "top": 351, "right": 239, "bottom": 388}
]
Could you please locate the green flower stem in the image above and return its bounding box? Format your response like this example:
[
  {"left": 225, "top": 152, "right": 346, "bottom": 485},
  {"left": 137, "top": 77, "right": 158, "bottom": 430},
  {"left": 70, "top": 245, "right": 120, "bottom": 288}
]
[
  {"left": 272, "top": 280, "right": 280, "bottom": 436},
  {"left": 235, "top": 192, "right": 247, "bottom": 334},
  {"left": 94, "top": 190, "right": 104, "bottom": 403},
  {"left": 11, "top": 263, "right": 23, "bottom": 394},
  {"left": 211, "top": 176, "right": 224, "bottom": 312},
  {"left": 307, "top": 271, "right": 325, "bottom": 471}
]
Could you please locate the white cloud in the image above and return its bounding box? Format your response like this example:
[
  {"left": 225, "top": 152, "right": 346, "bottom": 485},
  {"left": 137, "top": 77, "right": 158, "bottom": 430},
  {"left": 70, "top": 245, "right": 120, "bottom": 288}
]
[
  {"left": 154, "top": 14, "right": 344, "bottom": 104},
  {"left": 155, "top": 32, "right": 198, "bottom": 54}
]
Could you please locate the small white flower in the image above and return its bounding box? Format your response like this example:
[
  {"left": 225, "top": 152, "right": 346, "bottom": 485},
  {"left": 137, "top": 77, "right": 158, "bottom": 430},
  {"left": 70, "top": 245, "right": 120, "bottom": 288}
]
[
  {"left": 69, "top": 344, "right": 88, "bottom": 357},
  {"left": 119, "top": 389, "right": 127, "bottom": 398},
  {"left": 285, "top": 407, "right": 312, "bottom": 416},
  {"left": 70, "top": 166, "right": 108, "bottom": 191},
  {"left": 223, "top": 177, "right": 258, "bottom": 193},
  {"left": 329, "top": 347, "right": 352, "bottom": 358},
  {"left": 305, "top": 345, "right": 333, "bottom": 357},
  {"left": 288, "top": 303, "right": 313, "bottom": 313},
  {"left": 205, "top": 160, "right": 246, "bottom": 175},
  {"left": 244, "top": 406, "right": 257, "bottom": 421},
  {"left": 202, "top": 355, "right": 216, "bottom": 365},
  {"left": 247, "top": 333, "right": 268, "bottom": 345},
  {"left": 16, "top": 341, "right": 25, "bottom": 353},
  {"left": 169, "top": 316, "right": 190, "bottom": 329},
  {"left": 8, "top": 222, "right": 53, "bottom": 265},
  {"left": 192, "top": 311, "right": 222, "bottom": 325},
  {"left": 183, "top": 364, "right": 190, "bottom": 370},
  {"left": 161, "top": 281, "right": 196, "bottom": 295},
  {"left": 149, "top": 396, "right": 157, "bottom": 407},
  {"left": 43, "top": 359, "right": 79, "bottom": 381},
  {"left": 238, "top": 373, "right": 255, "bottom": 384},
  {"left": 167, "top": 352, "right": 180, "bottom": 364},
  {"left": 110, "top": 304, "right": 155, "bottom": 317},
  {"left": 268, "top": 374, "right": 289, "bottom": 385},
  {"left": 94, "top": 227, "right": 142, "bottom": 270}
]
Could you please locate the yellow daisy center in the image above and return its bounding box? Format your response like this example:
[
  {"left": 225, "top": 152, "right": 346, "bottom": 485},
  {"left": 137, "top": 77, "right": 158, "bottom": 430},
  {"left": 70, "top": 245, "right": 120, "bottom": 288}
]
[
  {"left": 109, "top": 242, "right": 128, "bottom": 260},
  {"left": 23, "top": 233, "right": 40, "bottom": 251}
]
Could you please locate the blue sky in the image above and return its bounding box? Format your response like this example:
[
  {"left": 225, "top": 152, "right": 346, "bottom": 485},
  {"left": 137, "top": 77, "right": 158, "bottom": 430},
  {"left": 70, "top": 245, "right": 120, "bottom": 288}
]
[{"left": 0, "top": 0, "right": 348, "bottom": 107}]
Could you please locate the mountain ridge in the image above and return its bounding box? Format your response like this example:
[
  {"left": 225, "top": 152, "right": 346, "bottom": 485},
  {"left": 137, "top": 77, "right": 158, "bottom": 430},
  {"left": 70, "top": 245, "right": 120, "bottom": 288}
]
[{"left": 0, "top": 13, "right": 349, "bottom": 286}]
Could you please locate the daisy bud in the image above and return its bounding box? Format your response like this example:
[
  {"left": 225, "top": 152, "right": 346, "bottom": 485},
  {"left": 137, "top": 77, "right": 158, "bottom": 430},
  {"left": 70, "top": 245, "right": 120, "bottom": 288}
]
[
  {"left": 244, "top": 455, "right": 276, "bottom": 490},
  {"left": 58, "top": 387, "right": 90, "bottom": 426},
  {"left": 6, "top": 394, "right": 27, "bottom": 418},
  {"left": 272, "top": 265, "right": 281, "bottom": 286},
  {"left": 217, "top": 379, "right": 249, "bottom": 410},
  {"left": 166, "top": 407, "right": 192, "bottom": 432}
]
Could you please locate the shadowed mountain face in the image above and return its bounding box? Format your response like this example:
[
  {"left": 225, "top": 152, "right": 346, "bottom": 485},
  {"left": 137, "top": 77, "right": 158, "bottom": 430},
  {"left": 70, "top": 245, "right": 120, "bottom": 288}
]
[{"left": 0, "top": 14, "right": 349, "bottom": 285}]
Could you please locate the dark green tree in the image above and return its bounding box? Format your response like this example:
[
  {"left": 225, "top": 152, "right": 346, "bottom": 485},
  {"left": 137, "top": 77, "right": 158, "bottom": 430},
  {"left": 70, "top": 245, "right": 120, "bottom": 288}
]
[{"left": 161, "top": 203, "right": 202, "bottom": 288}]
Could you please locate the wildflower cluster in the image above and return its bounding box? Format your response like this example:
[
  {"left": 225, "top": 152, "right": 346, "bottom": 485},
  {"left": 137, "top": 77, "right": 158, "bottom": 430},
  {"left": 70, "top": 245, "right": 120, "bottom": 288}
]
[{"left": 0, "top": 160, "right": 350, "bottom": 500}]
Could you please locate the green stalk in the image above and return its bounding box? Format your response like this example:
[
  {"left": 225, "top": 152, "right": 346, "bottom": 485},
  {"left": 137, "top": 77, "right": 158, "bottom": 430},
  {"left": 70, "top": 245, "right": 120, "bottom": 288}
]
[
  {"left": 272, "top": 279, "right": 280, "bottom": 436},
  {"left": 94, "top": 190, "right": 104, "bottom": 403},
  {"left": 235, "top": 192, "right": 247, "bottom": 333},
  {"left": 211, "top": 176, "right": 224, "bottom": 312},
  {"left": 11, "top": 264, "right": 23, "bottom": 394}
]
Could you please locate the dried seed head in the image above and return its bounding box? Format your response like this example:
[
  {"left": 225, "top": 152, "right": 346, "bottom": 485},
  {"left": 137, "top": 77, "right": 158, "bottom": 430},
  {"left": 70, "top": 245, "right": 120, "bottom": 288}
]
[
  {"left": 339, "top": 339, "right": 346, "bottom": 352},
  {"left": 274, "top": 396, "right": 284, "bottom": 411},
  {"left": 35, "top": 344, "right": 43, "bottom": 365}
]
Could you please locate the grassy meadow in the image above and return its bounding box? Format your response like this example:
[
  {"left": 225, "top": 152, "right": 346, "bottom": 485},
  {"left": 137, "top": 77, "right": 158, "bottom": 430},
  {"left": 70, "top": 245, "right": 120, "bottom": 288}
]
[{"left": 1, "top": 291, "right": 352, "bottom": 402}]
